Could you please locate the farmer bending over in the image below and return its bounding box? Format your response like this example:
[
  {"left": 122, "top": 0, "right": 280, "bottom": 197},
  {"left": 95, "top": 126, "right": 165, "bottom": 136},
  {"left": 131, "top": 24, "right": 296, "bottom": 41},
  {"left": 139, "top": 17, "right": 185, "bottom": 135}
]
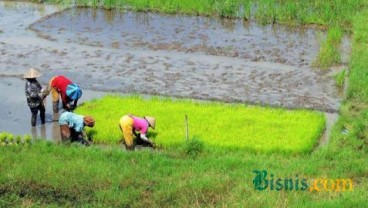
[
  {"left": 119, "top": 115, "right": 156, "bottom": 150},
  {"left": 59, "top": 111, "right": 95, "bottom": 145},
  {"left": 49, "top": 75, "right": 82, "bottom": 113},
  {"left": 24, "top": 68, "right": 49, "bottom": 126}
]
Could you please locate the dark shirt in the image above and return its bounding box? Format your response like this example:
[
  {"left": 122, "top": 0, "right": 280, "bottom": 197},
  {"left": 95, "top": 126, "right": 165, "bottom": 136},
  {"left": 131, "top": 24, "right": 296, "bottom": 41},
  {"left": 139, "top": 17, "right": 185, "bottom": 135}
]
[{"left": 25, "top": 79, "right": 42, "bottom": 108}]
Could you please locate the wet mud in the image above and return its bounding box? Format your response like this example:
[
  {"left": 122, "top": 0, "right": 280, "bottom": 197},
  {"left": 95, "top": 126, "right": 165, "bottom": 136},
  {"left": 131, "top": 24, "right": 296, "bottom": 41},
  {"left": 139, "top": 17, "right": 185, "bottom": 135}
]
[{"left": 0, "top": 2, "right": 348, "bottom": 139}]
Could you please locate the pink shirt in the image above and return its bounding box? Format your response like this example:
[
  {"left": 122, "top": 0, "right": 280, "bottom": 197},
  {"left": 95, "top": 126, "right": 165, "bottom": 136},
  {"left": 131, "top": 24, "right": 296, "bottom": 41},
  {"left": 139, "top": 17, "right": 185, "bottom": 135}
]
[{"left": 132, "top": 116, "right": 149, "bottom": 134}]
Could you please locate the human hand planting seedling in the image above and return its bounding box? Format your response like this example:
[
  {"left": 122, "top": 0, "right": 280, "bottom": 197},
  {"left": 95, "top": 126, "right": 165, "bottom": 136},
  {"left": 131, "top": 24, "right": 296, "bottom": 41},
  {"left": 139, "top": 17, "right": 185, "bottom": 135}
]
[
  {"left": 58, "top": 111, "right": 95, "bottom": 146},
  {"left": 119, "top": 115, "right": 156, "bottom": 150},
  {"left": 49, "top": 75, "right": 82, "bottom": 113}
]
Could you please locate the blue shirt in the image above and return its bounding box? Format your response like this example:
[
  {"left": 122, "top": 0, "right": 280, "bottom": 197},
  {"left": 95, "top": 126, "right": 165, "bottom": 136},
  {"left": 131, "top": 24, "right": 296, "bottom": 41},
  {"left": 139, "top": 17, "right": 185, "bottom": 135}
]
[{"left": 59, "top": 112, "right": 84, "bottom": 132}]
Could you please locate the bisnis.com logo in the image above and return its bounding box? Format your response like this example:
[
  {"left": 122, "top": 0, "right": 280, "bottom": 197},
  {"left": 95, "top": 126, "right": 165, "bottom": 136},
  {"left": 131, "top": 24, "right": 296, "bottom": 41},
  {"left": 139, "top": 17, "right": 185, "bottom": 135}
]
[{"left": 252, "top": 170, "right": 353, "bottom": 192}]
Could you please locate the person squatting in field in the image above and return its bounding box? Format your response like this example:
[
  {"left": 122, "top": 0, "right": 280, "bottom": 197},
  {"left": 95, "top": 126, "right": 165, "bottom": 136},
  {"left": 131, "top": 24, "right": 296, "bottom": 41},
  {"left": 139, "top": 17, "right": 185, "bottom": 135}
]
[
  {"left": 24, "top": 68, "right": 49, "bottom": 127},
  {"left": 49, "top": 75, "right": 82, "bottom": 114},
  {"left": 59, "top": 111, "right": 95, "bottom": 145},
  {"left": 119, "top": 115, "right": 156, "bottom": 150}
]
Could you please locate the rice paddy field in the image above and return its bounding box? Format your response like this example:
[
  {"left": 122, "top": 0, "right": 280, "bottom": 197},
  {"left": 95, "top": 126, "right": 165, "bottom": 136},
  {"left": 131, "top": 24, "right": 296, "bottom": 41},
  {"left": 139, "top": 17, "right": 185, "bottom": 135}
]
[
  {"left": 75, "top": 95, "right": 325, "bottom": 153},
  {"left": 1, "top": 0, "right": 368, "bottom": 207}
]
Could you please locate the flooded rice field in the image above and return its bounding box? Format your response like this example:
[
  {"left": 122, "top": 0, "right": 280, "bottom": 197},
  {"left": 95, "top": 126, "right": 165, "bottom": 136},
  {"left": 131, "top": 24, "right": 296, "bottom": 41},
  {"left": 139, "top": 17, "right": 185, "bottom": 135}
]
[
  {"left": 30, "top": 7, "right": 348, "bottom": 67},
  {"left": 0, "top": 2, "right": 348, "bottom": 139}
]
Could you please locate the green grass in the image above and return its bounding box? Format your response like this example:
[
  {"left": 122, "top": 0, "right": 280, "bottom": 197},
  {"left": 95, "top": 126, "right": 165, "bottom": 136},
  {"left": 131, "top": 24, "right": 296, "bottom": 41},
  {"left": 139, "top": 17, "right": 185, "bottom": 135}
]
[
  {"left": 43, "top": 0, "right": 367, "bottom": 28},
  {"left": 2, "top": 0, "right": 368, "bottom": 207},
  {"left": 75, "top": 95, "right": 325, "bottom": 153},
  {"left": 313, "top": 27, "right": 343, "bottom": 69},
  {"left": 334, "top": 70, "right": 346, "bottom": 88},
  {"left": 0, "top": 133, "right": 367, "bottom": 207}
]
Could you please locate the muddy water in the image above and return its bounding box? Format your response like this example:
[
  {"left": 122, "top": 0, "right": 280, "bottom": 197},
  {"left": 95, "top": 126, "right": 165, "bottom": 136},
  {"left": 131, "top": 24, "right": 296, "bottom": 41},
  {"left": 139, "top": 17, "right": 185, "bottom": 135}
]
[
  {"left": 30, "top": 8, "right": 350, "bottom": 67},
  {"left": 0, "top": 2, "right": 346, "bottom": 140}
]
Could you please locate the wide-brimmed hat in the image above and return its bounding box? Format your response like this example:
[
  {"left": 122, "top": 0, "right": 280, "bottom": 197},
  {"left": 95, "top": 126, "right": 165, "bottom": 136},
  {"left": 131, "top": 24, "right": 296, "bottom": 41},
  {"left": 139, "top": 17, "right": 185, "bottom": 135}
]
[
  {"left": 83, "top": 116, "right": 95, "bottom": 127},
  {"left": 66, "top": 83, "right": 82, "bottom": 100},
  {"left": 144, "top": 116, "right": 156, "bottom": 130},
  {"left": 24, "top": 68, "right": 42, "bottom": 79}
]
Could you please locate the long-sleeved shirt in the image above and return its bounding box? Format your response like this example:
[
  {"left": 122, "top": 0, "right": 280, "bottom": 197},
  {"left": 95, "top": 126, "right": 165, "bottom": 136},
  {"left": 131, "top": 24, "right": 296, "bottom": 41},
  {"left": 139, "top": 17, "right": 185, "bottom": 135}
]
[
  {"left": 132, "top": 116, "right": 149, "bottom": 134},
  {"left": 59, "top": 112, "right": 84, "bottom": 132},
  {"left": 50, "top": 75, "right": 72, "bottom": 105},
  {"left": 25, "top": 79, "right": 42, "bottom": 108}
]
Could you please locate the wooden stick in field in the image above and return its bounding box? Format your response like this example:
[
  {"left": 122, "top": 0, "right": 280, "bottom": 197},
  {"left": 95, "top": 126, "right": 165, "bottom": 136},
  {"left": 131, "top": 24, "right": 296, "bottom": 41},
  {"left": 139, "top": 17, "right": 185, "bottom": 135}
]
[{"left": 185, "top": 115, "right": 189, "bottom": 142}]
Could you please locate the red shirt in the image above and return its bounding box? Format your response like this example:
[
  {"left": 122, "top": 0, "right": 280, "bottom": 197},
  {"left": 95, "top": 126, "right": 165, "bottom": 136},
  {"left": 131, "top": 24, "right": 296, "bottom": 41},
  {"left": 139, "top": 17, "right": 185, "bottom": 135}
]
[{"left": 51, "top": 75, "right": 72, "bottom": 104}]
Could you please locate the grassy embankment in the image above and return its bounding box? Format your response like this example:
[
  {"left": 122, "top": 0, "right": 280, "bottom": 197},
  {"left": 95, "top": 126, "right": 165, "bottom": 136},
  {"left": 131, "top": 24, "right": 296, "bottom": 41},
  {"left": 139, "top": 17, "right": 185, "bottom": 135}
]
[
  {"left": 74, "top": 95, "right": 325, "bottom": 153},
  {"left": 1, "top": 0, "right": 368, "bottom": 207}
]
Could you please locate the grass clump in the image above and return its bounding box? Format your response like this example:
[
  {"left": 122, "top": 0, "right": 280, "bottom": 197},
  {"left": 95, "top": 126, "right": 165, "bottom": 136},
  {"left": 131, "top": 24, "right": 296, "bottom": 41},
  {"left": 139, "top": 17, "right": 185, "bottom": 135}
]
[
  {"left": 0, "top": 132, "right": 33, "bottom": 147},
  {"left": 334, "top": 69, "right": 346, "bottom": 88},
  {"left": 313, "top": 27, "right": 343, "bottom": 68},
  {"left": 75, "top": 95, "right": 325, "bottom": 153},
  {"left": 183, "top": 136, "right": 205, "bottom": 158},
  {"left": 348, "top": 10, "right": 368, "bottom": 102}
]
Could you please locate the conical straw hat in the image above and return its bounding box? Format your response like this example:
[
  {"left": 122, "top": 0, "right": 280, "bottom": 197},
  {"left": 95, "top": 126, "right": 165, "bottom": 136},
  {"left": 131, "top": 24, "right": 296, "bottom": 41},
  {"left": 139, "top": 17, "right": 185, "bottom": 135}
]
[
  {"left": 24, "top": 68, "right": 42, "bottom": 79},
  {"left": 144, "top": 116, "right": 156, "bottom": 130}
]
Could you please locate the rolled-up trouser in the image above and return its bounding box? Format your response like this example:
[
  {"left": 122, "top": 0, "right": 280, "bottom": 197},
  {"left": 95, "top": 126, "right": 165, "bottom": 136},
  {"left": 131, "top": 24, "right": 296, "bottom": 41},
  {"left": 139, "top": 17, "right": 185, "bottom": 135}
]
[
  {"left": 30, "top": 105, "right": 45, "bottom": 126},
  {"left": 49, "top": 76, "right": 59, "bottom": 102},
  {"left": 119, "top": 115, "right": 134, "bottom": 150}
]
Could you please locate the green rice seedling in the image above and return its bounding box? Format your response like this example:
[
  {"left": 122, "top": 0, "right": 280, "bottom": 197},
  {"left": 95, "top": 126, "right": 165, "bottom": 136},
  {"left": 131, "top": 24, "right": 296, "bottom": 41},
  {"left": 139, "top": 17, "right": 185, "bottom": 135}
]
[
  {"left": 15, "top": 135, "right": 22, "bottom": 144},
  {"left": 6, "top": 133, "right": 14, "bottom": 146},
  {"left": 0, "top": 132, "right": 7, "bottom": 147},
  {"left": 0, "top": 132, "right": 7, "bottom": 143},
  {"left": 76, "top": 95, "right": 325, "bottom": 153},
  {"left": 23, "top": 134, "right": 33, "bottom": 144},
  {"left": 254, "top": 0, "right": 277, "bottom": 25},
  {"left": 215, "top": 0, "right": 239, "bottom": 18}
]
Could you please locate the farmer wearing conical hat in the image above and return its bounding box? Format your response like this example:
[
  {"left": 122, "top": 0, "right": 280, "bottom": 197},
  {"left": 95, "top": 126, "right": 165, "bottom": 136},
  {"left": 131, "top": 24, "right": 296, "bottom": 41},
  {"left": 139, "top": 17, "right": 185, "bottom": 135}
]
[
  {"left": 59, "top": 111, "right": 95, "bottom": 146},
  {"left": 49, "top": 75, "right": 82, "bottom": 114},
  {"left": 24, "top": 68, "right": 49, "bottom": 126},
  {"left": 119, "top": 115, "right": 156, "bottom": 150}
]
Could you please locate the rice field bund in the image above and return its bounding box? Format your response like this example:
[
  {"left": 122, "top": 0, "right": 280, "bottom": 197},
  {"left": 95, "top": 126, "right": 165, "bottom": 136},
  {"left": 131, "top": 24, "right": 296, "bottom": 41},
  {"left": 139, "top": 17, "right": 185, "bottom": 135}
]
[{"left": 1, "top": 0, "right": 368, "bottom": 207}]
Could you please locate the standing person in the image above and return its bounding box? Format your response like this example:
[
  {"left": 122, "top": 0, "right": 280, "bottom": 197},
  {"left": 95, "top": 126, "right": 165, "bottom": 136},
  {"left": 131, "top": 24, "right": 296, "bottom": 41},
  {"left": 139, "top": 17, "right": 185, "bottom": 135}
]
[
  {"left": 24, "top": 68, "right": 48, "bottom": 126},
  {"left": 49, "top": 75, "right": 82, "bottom": 113},
  {"left": 119, "top": 115, "right": 156, "bottom": 150},
  {"left": 59, "top": 111, "right": 95, "bottom": 145}
]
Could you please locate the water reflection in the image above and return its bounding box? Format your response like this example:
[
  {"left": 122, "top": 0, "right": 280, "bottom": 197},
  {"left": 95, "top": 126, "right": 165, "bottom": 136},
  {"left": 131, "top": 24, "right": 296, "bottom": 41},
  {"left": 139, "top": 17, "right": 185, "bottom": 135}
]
[{"left": 29, "top": 120, "right": 61, "bottom": 142}]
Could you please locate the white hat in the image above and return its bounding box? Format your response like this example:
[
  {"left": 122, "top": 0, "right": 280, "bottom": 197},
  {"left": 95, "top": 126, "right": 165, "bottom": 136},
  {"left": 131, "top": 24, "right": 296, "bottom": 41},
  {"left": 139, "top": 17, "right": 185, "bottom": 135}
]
[{"left": 24, "top": 68, "right": 42, "bottom": 79}]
